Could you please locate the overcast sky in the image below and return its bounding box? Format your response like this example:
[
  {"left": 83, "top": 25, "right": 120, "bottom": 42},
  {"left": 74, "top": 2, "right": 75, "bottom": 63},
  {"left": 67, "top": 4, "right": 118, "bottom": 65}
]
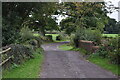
[{"left": 105, "top": 0, "right": 120, "bottom": 21}]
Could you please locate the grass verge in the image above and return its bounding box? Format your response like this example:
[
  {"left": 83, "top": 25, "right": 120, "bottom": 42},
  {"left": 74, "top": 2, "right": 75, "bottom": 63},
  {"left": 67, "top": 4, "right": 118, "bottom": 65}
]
[
  {"left": 59, "top": 44, "right": 73, "bottom": 51},
  {"left": 59, "top": 44, "right": 87, "bottom": 55},
  {"left": 88, "top": 55, "right": 120, "bottom": 76},
  {"left": 70, "top": 47, "right": 88, "bottom": 55},
  {"left": 59, "top": 43, "right": 120, "bottom": 76},
  {"left": 102, "top": 34, "right": 118, "bottom": 38},
  {"left": 3, "top": 48, "right": 44, "bottom": 78}
]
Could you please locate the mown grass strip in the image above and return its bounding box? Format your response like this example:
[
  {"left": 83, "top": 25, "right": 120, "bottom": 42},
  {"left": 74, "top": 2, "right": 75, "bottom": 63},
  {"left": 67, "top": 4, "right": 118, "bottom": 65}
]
[
  {"left": 59, "top": 44, "right": 73, "bottom": 51},
  {"left": 3, "top": 49, "right": 44, "bottom": 78},
  {"left": 102, "top": 34, "right": 118, "bottom": 38},
  {"left": 88, "top": 56, "right": 120, "bottom": 76}
]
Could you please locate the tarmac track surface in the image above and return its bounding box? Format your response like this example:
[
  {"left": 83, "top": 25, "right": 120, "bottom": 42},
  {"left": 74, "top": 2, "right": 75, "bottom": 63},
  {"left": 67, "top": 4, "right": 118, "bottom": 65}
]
[{"left": 40, "top": 42, "right": 117, "bottom": 78}]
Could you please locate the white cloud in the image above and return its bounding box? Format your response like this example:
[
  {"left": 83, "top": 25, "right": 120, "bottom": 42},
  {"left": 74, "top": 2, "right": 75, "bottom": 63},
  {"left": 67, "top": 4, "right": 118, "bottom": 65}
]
[{"left": 105, "top": 0, "right": 120, "bottom": 21}]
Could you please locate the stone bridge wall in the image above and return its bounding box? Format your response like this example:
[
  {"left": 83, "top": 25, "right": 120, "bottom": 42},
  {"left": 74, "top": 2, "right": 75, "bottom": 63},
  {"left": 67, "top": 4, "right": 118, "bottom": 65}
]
[{"left": 79, "top": 40, "right": 99, "bottom": 53}]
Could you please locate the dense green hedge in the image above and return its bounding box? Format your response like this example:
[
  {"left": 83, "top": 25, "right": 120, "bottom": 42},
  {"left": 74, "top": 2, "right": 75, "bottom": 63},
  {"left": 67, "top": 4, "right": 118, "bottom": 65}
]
[{"left": 96, "top": 37, "right": 119, "bottom": 64}]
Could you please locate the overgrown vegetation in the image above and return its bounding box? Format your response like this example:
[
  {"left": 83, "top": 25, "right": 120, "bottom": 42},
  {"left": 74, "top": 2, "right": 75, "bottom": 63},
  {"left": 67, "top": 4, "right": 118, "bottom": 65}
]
[
  {"left": 88, "top": 36, "right": 120, "bottom": 75},
  {"left": 74, "top": 28, "right": 102, "bottom": 45},
  {"left": 2, "top": 1, "right": 119, "bottom": 78},
  {"left": 2, "top": 2, "right": 58, "bottom": 46},
  {"left": 3, "top": 48, "right": 44, "bottom": 78},
  {"left": 71, "top": 47, "right": 88, "bottom": 55},
  {"left": 2, "top": 26, "right": 45, "bottom": 78},
  {"left": 97, "top": 37, "right": 119, "bottom": 64}
]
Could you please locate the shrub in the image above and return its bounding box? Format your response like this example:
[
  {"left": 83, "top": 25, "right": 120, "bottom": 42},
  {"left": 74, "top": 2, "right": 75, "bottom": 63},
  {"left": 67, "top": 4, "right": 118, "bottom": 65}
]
[
  {"left": 56, "top": 35, "right": 64, "bottom": 41},
  {"left": 107, "top": 37, "right": 119, "bottom": 64},
  {"left": 45, "top": 35, "right": 53, "bottom": 41},
  {"left": 33, "top": 33, "right": 47, "bottom": 41},
  {"left": 20, "top": 26, "right": 34, "bottom": 43},
  {"left": 25, "top": 39, "right": 38, "bottom": 51},
  {"left": 103, "top": 36, "right": 108, "bottom": 39},
  {"left": 96, "top": 46, "right": 108, "bottom": 58},
  {"left": 73, "top": 28, "right": 102, "bottom": 47},
  {"left": 33, "top": 37, "right": 43, "bottom": 48},
  {"left": 95, "top": 36, "right": 119, "bottom": 64},
  {"left": 92, "top": 29, "right": 102, "bottom": 44},
  {"left": 58, "top": 32, "right": 69, "bottom": 41},
  {"left": 8, "top": 44, "right": 34, "bottom": 64},
  {"left": 70, "top": 34, "right": 75, "bottom": 45},
  {"left": 78, "top": 48, "right": 88, "bottom": 55},
  {"left": 2, "top": 43, "right": 44, "bottom": 70},
  {"left": 20, "top": 27, "right": 43, "bottom": 48},
  {"left": 2, "top": 18, "right": 21, "bottom": 46}
]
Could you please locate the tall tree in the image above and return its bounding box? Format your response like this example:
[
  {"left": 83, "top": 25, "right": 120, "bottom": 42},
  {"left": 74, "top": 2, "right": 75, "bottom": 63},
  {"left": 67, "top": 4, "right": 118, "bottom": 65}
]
[
  {"left": 104, "top": 19, "right": 120, "bottom": 34},
  {"left": 59, "top": 2, "right": 109, "bottom": 34},
  {"left": 2, "top": 2, "right": 58, "bottom": 46}
]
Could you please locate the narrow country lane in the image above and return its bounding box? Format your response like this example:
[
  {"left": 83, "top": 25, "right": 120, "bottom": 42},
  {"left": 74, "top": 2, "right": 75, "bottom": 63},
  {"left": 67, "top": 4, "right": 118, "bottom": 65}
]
[{"left": 40, "top": 42, "right": 117, "bottom": 78}]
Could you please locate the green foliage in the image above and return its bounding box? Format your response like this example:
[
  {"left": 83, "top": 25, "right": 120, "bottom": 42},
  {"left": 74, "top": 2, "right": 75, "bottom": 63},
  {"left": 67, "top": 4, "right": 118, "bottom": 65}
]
[
  {"left": 20, "top": 27, "right": 43, "bottom": 48},
  {"left": 45, "top": 35, "right": 53, "bottom": 41},
  {"left": 20, "top": 26, "right": 34, "bottom": 43},
  {"left": 60, "top": 2, "right": 109, "bottom": 34},
  {"left": 69, "top": 34, "right": 76, "bottom": 45},
  {"left": 59, "top": 44, "right": 74, "bottom": 51},
  {"left": 71, "top": 47, "right": 88, "bottom": 55},
  {"left": 33, "top": 33, "right": 48, "bottom": 42},
  {"left": 96, "top": 46, "right": 108, "bottom": 58},
  {"left": 60, "top": 17, "right": 76, "bottom": 35},
  {"left": 56, "top": 33, "right": 67, "bottom": 41},
  {"left": 107, "top": 37, "right": 119, "bottom": 64},
  {"left": 73, "top": 28, "right": 102, "bottom": 45},
  {"left": 3, "top": 48, "right": 44, "bottom": 78},
  {"left": 104, "top": 19, "right": 120, "bottom": 34},
  {"left": 59, "top": 43, "right": 88, "bottom": 55},
  {"left": 92, "top": 29, "right": 102, "bottom": 44},
  {"left": 45, "top": 17, "right": 58, "bottom": 31},
  {"left": 9, "top": 44, "right": 34, "bottom": 64},
  {"left": 2, "top": 18, "right": 21, "bottom": 46},
  {"left": 95, "top": 37, "right": 119, "bottom": 64},
  {"left": 1, "top": 44, "right": 35, "bottom": 69},
  {"left": 2, "top": 2, "right": 58, "bottom": 46},
  {"left": 57, "top": 32, "right": 70, "bottom": 41},
  {"left": 78, "top": 48, "right": 88, "bottom": 55}
]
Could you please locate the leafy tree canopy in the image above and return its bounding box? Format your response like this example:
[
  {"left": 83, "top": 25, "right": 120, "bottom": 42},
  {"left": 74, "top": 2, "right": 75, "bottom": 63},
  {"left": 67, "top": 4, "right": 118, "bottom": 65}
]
[{"left": 2, "top": 2, "right": 58, "bottom": 46}]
